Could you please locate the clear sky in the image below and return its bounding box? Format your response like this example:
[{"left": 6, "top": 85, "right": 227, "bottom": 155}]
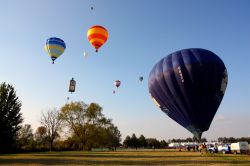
[{"left": 0, "top": 0, "right": 250, "bottom": 141}]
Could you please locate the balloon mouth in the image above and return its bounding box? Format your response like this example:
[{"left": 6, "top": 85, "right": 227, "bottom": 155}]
[
  {"left": 51, "top": 57, "right": 56, "bottom": 64},
  {"left": 186, "top": 125, "right": 203, "bottom": 140}
]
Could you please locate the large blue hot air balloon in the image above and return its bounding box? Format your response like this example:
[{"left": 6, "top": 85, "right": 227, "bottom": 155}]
[{"left": 148, "top": 48, "right": 228, "bottom": 139}]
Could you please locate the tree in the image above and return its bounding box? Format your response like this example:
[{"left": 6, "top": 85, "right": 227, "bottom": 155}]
[
  {"left": 0, "top": 82, "right": 23, "bottom": 152},
  {"left": 138, "top": 135, "right": 147, "bottom": 148},
  {"left": 18, "top": 124, "right": 33, "bottom": 140},
  {"left": 60, "top": 101, "right": 121, "bottom": 150},
  {"left": 130, "top": 134, "right": 139, "bottom": 150},
  {"left": 160, "top": 140, "right": 168, "bottom": 148},
  {"left": 86, "top": 103, "right": 103, "bottom": 125},
  {"left": 106, "top": 125, "right": 121, "bottom": 150},
  {"left": 41, "top": 108, "right": 62, "bottom": 151},
  {"left": 34, "top": 126, "right": 48, "bottom": 149},
  {"left": 35, "top": 126, "right": 47, "bottom": 142},
  {"left": 60, "top": 101, "right": 89, "bottom": 150},
  {"left": 186, "top": 137, "right": 193, "bottom": 142},
  {"left": 228, "top": 137, "right": 236, "bottom": 143},
  {"left": 217, "top": 137, "right": 250, "bottom": 143},
  {"left": 146, "top": 138, "right": 160, "bottom": 148},
  {"left": 17, "top": 124, "right": 34, "bottom": 150},
  {"left": 200, "top": 137, "right": 207, "bottom": 143},
  {"left": 123, "top": 136, "right": 131, "bottom": 148}
]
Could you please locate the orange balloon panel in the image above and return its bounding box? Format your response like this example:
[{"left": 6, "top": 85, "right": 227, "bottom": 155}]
[{"left": 87, "top": 25, "right": 108, "bottom": 52}]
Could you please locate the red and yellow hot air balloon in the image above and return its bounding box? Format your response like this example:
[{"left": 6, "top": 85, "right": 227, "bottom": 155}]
[{"left": 87, "top": 25, "right": 108, "bottom": 52}]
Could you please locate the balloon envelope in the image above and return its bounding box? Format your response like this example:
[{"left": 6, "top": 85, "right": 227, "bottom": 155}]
[
  {"left": 114, "top": 80, "right": 121, "bottom": 88},
  {"left": 45, "top": 37, "right": 66, "bottom": 64},
  {"left": 87, "top": 25, "right": 108, "bottom": 52},
  {"left": 139, "top": 76, "right": 143, "bottom": 82},
  {"left": 148, "top": 48, "right": 228, "bottom": 139}
]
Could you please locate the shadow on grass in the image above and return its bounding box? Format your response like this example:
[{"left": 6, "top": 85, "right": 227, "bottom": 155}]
[{"left": 0, "top": 158, "right": 250, "bottom": 165}]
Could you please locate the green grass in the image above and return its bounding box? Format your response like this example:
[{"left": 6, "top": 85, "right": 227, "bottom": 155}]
[{"left": 0, "top": 150, "right": 250, "bottom": 165}]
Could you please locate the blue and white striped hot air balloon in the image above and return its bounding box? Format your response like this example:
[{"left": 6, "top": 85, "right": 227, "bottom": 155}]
[{"left": 45, "top": 37, "right": 66, "bottom": 64}]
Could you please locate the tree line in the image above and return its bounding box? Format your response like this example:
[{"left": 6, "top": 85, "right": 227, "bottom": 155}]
[
  {"left": 218, "top": 137, "right": 250, "bottom": 143},
  {"left": 0, "top": 82, "right": 121, "bottom": 153},
  {"left": 123, "top": 134, "right": 168, "bottom": 149},
  {"left": 168, "top": 137, "right": 207, "bottom": 143}
]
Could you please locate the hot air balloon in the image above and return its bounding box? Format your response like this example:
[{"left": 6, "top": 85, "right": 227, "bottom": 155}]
[
  {"left": 83, "top": 51, "right": 89, "bottom": 59},
  {"left": 45, "top": 37, "right": 66, "bottom": 64},
  {"left": 87, "top": 25, "right": 108, "bottom": 52},
  {"left": 139, "top": 76, "right": 143, "bottom": 82},
  {"left": 114, "top": 80, "right": 121, "bottom": 88},
  {"left": 148, "top": 48, "right": 228, "bottom": 139},
  {"left": 68, "top": 78, "right": 76, "bottom": 93}
]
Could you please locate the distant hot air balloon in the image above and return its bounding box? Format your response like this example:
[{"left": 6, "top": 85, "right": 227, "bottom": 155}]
[
  {"left": 45, "top": 37, "right": 66, "bottom": 64},
  {"left": 139, "top": 76, "right": 143, "bottom": 82},
  {"left": 114, "top": 80, "right": 121, "bottom": 88},
  {"left": 83, "top": 51, "right": 89, "bottom": 59},
  {"left": 68, "top": 78, "right": 76, "bottom": 93},
  {"left": 87, "top": 25, "right": 108, "bottom": 52},
  {"left": 148, "top": 48, "right": 228, "bottom": 139}
]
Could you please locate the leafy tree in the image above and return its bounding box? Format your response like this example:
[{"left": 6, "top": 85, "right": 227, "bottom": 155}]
[
  {"left": 106, "top": 125, "right": 121, "bottom": 150},
  {"left": 123, "top": 136, "right": 131, "bottom": 148},
  {"left": 85, "top": 105, "right": 121, "bottom": 150},
  {"left": 147, "top": 138, "right": 160, "bottom": 148},
  {"left": 138, "top": 135, "right": 147, "bottom": 148},
  {"left": 160, "top": 140, "right": 168, "bottom": 148},
  {"left": 60, "top": 102, "right": 88, "bottom": 150},
  {"left": 238, "top": 137, "right": 250, "bottom": 143},
  {"left": 60, "top": 102, "right": 121, "bottom": 150},
  {"left": 228, "top": 137, "right": 236, "bottom": 143},
  {"left": 0, "top": 82, "right": 23, "bottom": 152},
  {"left": 186, "top": 137, "right": 193, "bottom": 142},
  {"left": 130, "top": 133, "right": 139, "bottom": 149},
  {"left": 41, "top": 108, "right": 62, "bottom": 151},
  {"left": 35, "top": 126, "right": 47, "bottom": 141},
  {"left": 86, "top": 103, "right": 103, "bottom": 125},
  {"left": 34, "top": 126, "right": 48, "bottom": 149},
  {"left": 17, "top": 124, "right": 34, "bottom": 150},
  {"left": 18, "top": 124, "right": 33, "bottom": 141},
  {"left": 200, "top": 137, "right": 207, "bottom": 143},
  {"left": 64, "top": 133, "right": 82, "bottom": 150}
]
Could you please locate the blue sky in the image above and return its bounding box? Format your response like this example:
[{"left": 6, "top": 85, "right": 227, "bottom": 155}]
[{"left": 0, "top": 0, "right": 250, "bottom": 141}]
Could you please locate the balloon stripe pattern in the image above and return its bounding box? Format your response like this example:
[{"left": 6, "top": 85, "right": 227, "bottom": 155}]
[
  {"left": 87, "top": 25, "right": 108, "bottom": 52},
  {"left": 148, "top": 48, "right": 228, "bottom": 139},
  {"left": 45, "top": 37, "right": 66, "bottom": 63}
]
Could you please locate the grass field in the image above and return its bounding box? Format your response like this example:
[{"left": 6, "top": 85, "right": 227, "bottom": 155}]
[{"left": 0, "top": 150, "right": 250, "bottom": 165}]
